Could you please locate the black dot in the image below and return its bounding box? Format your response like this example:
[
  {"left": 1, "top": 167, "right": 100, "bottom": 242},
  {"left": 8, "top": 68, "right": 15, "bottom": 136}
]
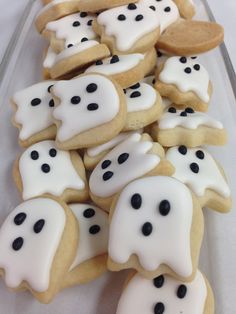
[
  {"left": 12, "top": 237, "right": 24, "bottom": 251},
  {"left": 83, "top": 208, "right": 95, "bottom": 218},
  {"left": 180, "top": 111, "right": 187, "bottom": 117},
  {"left": 31, "top": 150, "right": 39, "bottom": 160},
  {"left": 80, "top": 12, "right": 88, "bottom": 17},
  {"left": 128, "top": 3, "right": 137, "bottom": 10},
  {"left": 135, "top": 14, "right": 143, "bottom": 21},
  {"left": 185, "top": 107, "right": 194, "bottom": 113},
  {"left": 103, "top": 171, "right": 114, "bottom": 181},
  {"left": 177, "top": 285, "right": 187, "bottom": 299},
  {"left": 67, "top": 44, "right": 73, "bottom": 48},
  {"left": 123, "top": 89, "right": 127, "bottom": 94},
  {"left": 14, "top": 213, "right": 27, "bottom": 226},
  {"left": 49, "top": 99, "right": 54, "bottom": 107},
  {"left": 168, "top": 107, "right": 176, "bottom": 113},
  {"left": 130, "top": 83, "right": 140, "bottom": 89},
  {"left": 191, "top": 56, "right": 197, "bottom": 59},
  {"left": 130, "top": 91, "right": 141, "bottom": 98},
  {"left": 86, "top": 83, "right": 98, "bottom": 93},
  {"left": 149, "top": 5, "right": 156, "bottom": 11},
  {"left": 89, "top": 225, "right": 101, "bottom": 234},
  {"left": 96, "top": 60, "right": 103, "bottom": 65},
  {"left": 196, "top": 150, "right": 205, "bottom": 160},
  {"left": 164, "top": 6, "right": 171, "bottom": 12},
  {"left": 41, "top": 163, "right": 50, "bottom": 173},
  {"left": 190, "top": 162, "right": 199, "bottom": 173},
  {"left": 159, "top": 200, "right": 171, "bottom": 216},
  {"left": 81, "top": 37, "right": 88, "bottom": 42},
  {"left": 118, "top": 14, "right": 126, "bottom": 21},
  {"left": 71, "top": 96, "right": 81, "bottom": 104},
  {"left": 184, "top": 67, "right": 192, "bottom": 74},
  {"left": 101, "top": 160, "right": 111, "bottom": 169},
  {"left": 31, "top": 98, "right": 41, "bottom": 106},
  {"left": 154, "top": 302, "right": 165, "bottom": 314},
  {"left": 118, "top": 153, "right": 129, "bottom": 164},
  {"left": 179, "top": 57, "right": 187, "bottom": 64},
  {"left": 142, "top": 222, "right": 153, "bottom": 236},
  {"left": 33, "top": 219, "right": 45, "bottom": 234},
  {"left": 73, "top": 21, "right": 80, "bottom": 27},
  {"left": 87, "top": 103, "right": 99, "bottom": 111},
  {"left": 152, "top": 78, "right": 156, "bottom": 84},
  {"left": 178, "top": 145, "right": 187, "bottom": 155},
  {"left": 157, "top": 51, "right": 163, "bottom": 57},
  {"left": 49, "top": 148, "right": 57, "bottom": 157},
  {"left": 153, "top": 275, "right": 165, "bottom": 288},
  {"left": 87, "top": 19, "right": 93, "bottom": 26},
  {"left": 131, "top": 193, "right": 142, "bottom": 209},
  {"left": 110, "top": 55, "right": 119, "bottom": 64},
  {"left": 194, "top": 64, "right": 200, "bottom": 71},
  {"left": 47, "top": 85, "right": 53, "bottom": 93}
]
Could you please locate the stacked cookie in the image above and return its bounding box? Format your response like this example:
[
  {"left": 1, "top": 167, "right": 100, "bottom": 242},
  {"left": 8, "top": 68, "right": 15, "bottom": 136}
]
[{"left": 0, "top": 0, "right": 232, "bottom": 311}]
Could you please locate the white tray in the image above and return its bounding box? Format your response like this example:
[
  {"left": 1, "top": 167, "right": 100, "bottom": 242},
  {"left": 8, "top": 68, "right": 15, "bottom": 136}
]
[{"left": 0, "top": 0, "right": 236, "bottom": 313}]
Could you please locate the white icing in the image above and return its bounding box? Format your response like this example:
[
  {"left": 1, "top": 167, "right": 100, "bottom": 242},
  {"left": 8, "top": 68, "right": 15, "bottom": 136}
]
[
  {"left": 89, "top": 133, "right": 161, "bottom": 198},
  {"left": 43, "top": 47, "right": 57, "bottom": 69},
  {"left": 85, "top": 53, "right": 145, "bottom": 75},
  {"left": 159, "top": 57, "right": 210, "bottom": 102},
  {"left": 53, "top": 74, "right": 120, "bottom": 142},
  {"left": 166, "top": 146, "right": 231, "bottom": 198},
  {"left": 125, "top": 82, "right": 157, "bottom": 113},
  {"left": 0, "top": 198, "right": 66, "bottom": 292},
  {"left": 46, "top": 12, "right": 96, "bottom": 48},
  {"left": 116, "top": 271, "right": 207, "bottom": 314},
  {"left": 97, "top": 3, "right": 160, "bottom": 51},
  {"left": 13, "top": 81, "right": 56, "bottom": 140},
  {"left": 109, "top": 176, "right": 193, "bottom": 276},
  {"left": 19, "top": 140, "right": 85, "bottom": 200},
  {"left": 159, "top": 108, "right": 223, "bottom": 129},
  {"left": 69, "top": 204, "right": 108, "bottom": 270}
]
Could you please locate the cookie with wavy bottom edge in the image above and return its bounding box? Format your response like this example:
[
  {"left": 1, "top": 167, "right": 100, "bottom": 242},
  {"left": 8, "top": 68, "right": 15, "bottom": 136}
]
[
  {"left": 62, "top": 203, "right": 108, "bottom": 289},
  {"left": 151, "top": 106, "right": 227, "bottom": 147},
  {"left": 85, "top": 49, "right": 157, "bottom": 89},
  {"left": 51, "top": 73, "right": 127, "bottom": 150},
  {"left": 0, "top": 197, "right": 78, "bottom": 304},
  {"left": 13, "top": 140, "right": 89, "bottom": 203},
  {"left": 108, "top": 175, "right": 203, "bottom": 281},
  {"left": 155, "top": 56, "right": 213, "bottom": 112},
  {"left": 79, "top": 0, "right": 138, "bottom": 12},
  {"left": 116, "top": 270, "right": 214, "bottom": 314},
  {"left": 35, "top": 0, "right": 81, "bottom": 33},
  {"left": 93, "top": 3, "right": 160, "bottom": 55},
  {"left": 166, "top": 146, "right": 232, "bottom": 213},
  {"left": 89, "top": 133, "right": 174, "bottom": 211},
  {"left": 43, "top": 40, "right": 110, "bottom": 79},
  {"left": 11, "top": 81, "right": 57, "bottom": 148},
  {"left": 123, "top": 82, "right": 163, "bottom": 131}
]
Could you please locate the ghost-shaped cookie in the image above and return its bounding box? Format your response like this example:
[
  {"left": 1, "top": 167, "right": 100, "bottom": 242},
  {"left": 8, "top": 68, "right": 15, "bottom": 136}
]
[
  {"left": 116, "top": 271, "right": 213, "bottom": 314},
  {"left": 166, "top": 146, "right": 231, "bottom": 213},
  {"left": 12, "top": 81, "right": 56, "bottom": 147},
  {"left": 14, "top": 140, "right": 88, "bottom": 202},
  {"left": 108, "top": 175, "right": 204, "bottom": 280}
]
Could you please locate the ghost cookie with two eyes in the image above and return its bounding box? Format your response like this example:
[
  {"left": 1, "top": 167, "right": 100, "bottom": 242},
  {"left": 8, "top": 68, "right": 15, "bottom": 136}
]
[
  {"left": 79, "top": 0, "right": 138, "bottom": 13},
  {"left": 13, "top": 140, "right": 89, "bottom": 203},
  {"left": 116, "top": 271, "right": 214, "bottom": 314},
  {"left": 166, "top": 146, "right": 232, "bottom": 213},
  {"left": 89, "top": 133, "right": 174, "bottom": 211},
  {"left": 108, "top": 175, "right": 204, "bottom": 281},
  {"left": 151, "top": 106, "right": 227, "bottom": 147},
  {"left": 155, "top": 56, "right": 213, "bottom": 112},
  {"left": 52, "top": 73, "right": 127, "bottom": 150},
  {"left": 0, "top": 197, "right": 79, "bottom": 303}
]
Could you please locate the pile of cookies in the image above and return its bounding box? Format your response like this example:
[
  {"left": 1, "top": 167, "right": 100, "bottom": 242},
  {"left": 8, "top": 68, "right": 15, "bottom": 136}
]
[{"left": 0, "top": 0, "right": 232, "bottom": 311}]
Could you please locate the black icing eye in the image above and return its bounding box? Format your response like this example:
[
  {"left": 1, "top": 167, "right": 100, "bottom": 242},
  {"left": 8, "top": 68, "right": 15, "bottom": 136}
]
[
  {"left": 164, "top": 6, "right": 171, "bottom": 12},
  {"left": 103, "top": 171, "right": 114, "bottom": 181},
  {"left": 168, "top": 107, "right": 176, "bottom": 113},
  {"left": 83, "top": 208, "right": 95, "bottom": 218},
  {"left": 118, "top": 153, "right": 129, "bottom": 164},
  {"left": 191, "top": 56, "right": 197, "bottom": 59},
  {"left": 49, "top": 99, "right": 54, "bottom": 107},
  {"left": 31, "top": 98, "right": 41, "bottom": 106},
  {"left": 130, "top": 91, "right": 141, "bottom": 98},
  {"left": 178, "top": 145, "right": 187, "bottom": 155},
  {"left": 196, "top": 150, "right": 205, "bottom": 160},
  {"left": 101, "top": 160, "right": 111, "bottom": 169},
  {"left": 72, "top": 21, "right": 80, "bottom": 27},
  {"left": 177, "top": 284, "right": 187, "bottom": 299},
  {"left": 89, "top": 225, "right": 101, "bottom": 234},
  {"left": 180, "top": 111, "right": 187, "bottom": 117},
  {"left": 153, "top": 275, "right": 165, "bottom": 288},
  {"left": 135, "top": 14, "right": 144, "bottom": 21},
  {"left": 87, "top": 103, "right": 99, "bottom": 111},
  {"left": 131, "top": 193, "right": 142, "bottom": 209},
  {"left": 154, "top": 302, "right": 165, "bottom": 314},
  {"left": 141, "top": 222, "right": 153, "bottom": 236},
  {"left": 86, "top": 83, "right": 98, "bottom": 93},
  {"left": 149, "top": 5, "right": 156, "bottom": 11},
  {"left": 80, "top": 12, "right": 88, "bottom": 18},
  {"left": 128, "top": 3, "right": 137, "bottom": 10},
  {"left": 123, "top": 89, "right": 127, "bottom": 94},
  {"left": 49, "top": 148, "right": 57, "bottom": 157},
  {"left": 41, "top": 163, "right": 50, "bottom": 173},
  {"left": 110, "top": 55, "right": 119, "bottom": 64},
  {"left": 184, "top": 67, "right": 192, "bottom": 74},
  {"left": 157, "top": 51, "right": 163, "bottom": 58},
  {"left": 12, "top": 237, "right": 24, "bottom": 251},
  {"left": 67, "top": 44, "right": 73, "bottom": 48},
  {"left": 159, "top": 200, "right": 171, "bottom": 216},
  {"left": 96, "top": 60, "right": 103, "bottom": 65},
  {"left": 87, "top": 19, "right": 93, "bottom": 26},
  {"left": 81, "top": 37, "right": 88, "bottom": 42},
  {"left": 31, "top": 150, "right": 39, "bottom": 160},
  {"left": 185, "top": 107, "right": 194, "bottom": 113},
  {"left": 179, "top": 56, "right": 187, "bottom": 64},
  {"left": 71, "top": 96, "right": 81, "bottom": 104},
  {"left": 130, "top": 83, "right": 140, "bottom": 89},
  {"left": 194, "top": 64, "right": 200, "bottom": 71},
  {"left": 118, "top": 14, "right": 126, "bottom": 21},
  {"left": 33, "top": 219, "right": 45, "bottom": 234},
  {"left": 152, "top": 78, "right": 156, "bottom": 84},
  {"left": 14, "top": 212, "right": 27, "bottom": 226},
  {"left": 190, "top": 162, "right": 199, "bottom": 173},
  {"left": 47, "top": 85, "right": 53, "bottom": 93}
]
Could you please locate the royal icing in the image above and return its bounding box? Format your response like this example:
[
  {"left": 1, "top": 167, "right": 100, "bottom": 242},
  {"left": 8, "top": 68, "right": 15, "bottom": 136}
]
[
  {"left": 69, "top": 204, "right": 108, "bottom": 270},
  {"left": 0, "top": 198, "right": 66, "bottom": 292},
  {"left": 109, "top": 176, "right": 193, "bottom": 276},
  {"left": 13, "top": 81, "right": 56, "bottom": 140},
  {"left": 52, "top": 74, "right": 120, "bottom": 142},
  {"left": 46, "top": 12, "right": 96, "bottom": 48},
  {"left": 159, "top": 107, "right": 223, "bottom": 129},
  {"left": 89, "top": 133, "right": 161, "bottom": 198},
  {"left": 124, "top": 82, "right": 157, "bottom": 113},
  {"left": 97, "top": 3, "right": 160, "bottom": 51},
  {"left": 116, "top": 271, "right": 207, "bottom": 314},
  {"left": 166, "top": 146, "right": 231, "bottom": 198},
  {"left": 159, "top": 56, "right": 210, "bottom": 102},
  {"left": 85, "top": 53, "right": 145, "bottom": 75},
  {"left": 19, "top": 140, "right": 85, "bottom": 200}
]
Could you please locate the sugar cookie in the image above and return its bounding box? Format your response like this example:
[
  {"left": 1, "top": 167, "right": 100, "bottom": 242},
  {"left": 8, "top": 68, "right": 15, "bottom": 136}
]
[{"left": 79, "top": 0, "right": 138, "bottom": 13}]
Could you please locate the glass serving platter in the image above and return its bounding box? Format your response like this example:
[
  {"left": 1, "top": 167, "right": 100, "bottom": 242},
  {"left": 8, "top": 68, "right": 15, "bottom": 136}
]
[{"left": 0, "top": 0, "right": 236, "bottom": 313}]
